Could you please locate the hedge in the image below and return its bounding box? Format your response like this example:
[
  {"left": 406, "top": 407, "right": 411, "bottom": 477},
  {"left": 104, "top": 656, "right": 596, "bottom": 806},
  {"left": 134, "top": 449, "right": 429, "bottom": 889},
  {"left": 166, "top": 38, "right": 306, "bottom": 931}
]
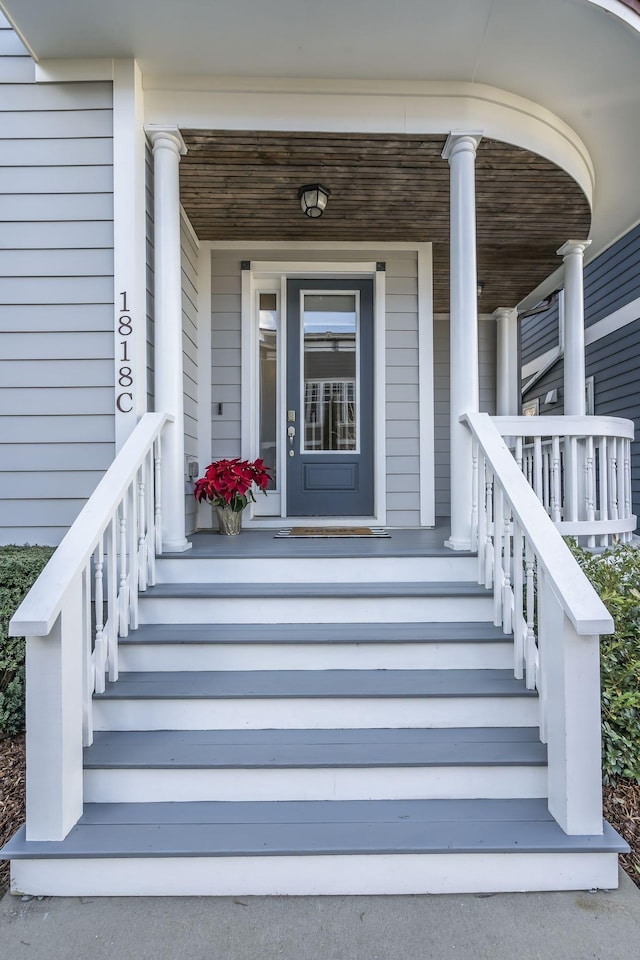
[
  {"left": 0, "top": 546, "right": 54, "bottom": 735},
  {"left": 569, "top": 541, "right": 640, "bottom": 782}
]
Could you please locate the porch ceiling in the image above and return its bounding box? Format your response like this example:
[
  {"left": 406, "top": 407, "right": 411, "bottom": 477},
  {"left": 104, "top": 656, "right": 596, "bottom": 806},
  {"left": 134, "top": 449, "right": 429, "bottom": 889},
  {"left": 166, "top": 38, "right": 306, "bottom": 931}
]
[{"left": 180, "top": 131, "right": 591, "bottom": 313}]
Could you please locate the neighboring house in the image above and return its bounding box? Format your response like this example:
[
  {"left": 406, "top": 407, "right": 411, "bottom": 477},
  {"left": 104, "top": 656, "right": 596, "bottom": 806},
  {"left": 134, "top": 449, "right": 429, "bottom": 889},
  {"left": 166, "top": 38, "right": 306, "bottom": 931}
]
[{"left": 1, "top": 1, "right": 639, "bottom": 896}]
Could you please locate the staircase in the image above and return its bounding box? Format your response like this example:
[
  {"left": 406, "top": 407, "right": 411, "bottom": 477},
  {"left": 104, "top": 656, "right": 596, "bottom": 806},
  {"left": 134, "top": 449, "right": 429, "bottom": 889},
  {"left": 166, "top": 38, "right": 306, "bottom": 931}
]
[{"left": 4, "top": 534, "right": 625, "bottom": 895}]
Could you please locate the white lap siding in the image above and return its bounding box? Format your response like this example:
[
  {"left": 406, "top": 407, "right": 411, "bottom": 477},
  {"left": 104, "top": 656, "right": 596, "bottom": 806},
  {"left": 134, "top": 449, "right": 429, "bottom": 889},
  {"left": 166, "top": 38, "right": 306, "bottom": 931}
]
[{"left": 0, "top": 14, "right": 114, "bottom": 545}]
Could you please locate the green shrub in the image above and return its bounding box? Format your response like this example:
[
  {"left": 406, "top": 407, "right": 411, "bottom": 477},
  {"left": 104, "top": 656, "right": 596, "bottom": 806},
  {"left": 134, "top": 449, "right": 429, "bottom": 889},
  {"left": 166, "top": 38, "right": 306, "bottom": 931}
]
[
  {"left": 568, "top": 540, "right": 640, "bottom": 781},
  {"left": 0, "top": 546, "right": 54, "bottom": 735}
]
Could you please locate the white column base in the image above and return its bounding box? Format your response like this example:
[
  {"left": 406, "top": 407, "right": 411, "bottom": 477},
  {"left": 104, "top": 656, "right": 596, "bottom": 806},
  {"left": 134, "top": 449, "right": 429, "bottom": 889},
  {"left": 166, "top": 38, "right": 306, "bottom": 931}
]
[
  {"left": 161, "top": 538, "right": 192, "bottom": 554},
  {"left": 444, "top": 537, "right": 472, "bottom": 552}
]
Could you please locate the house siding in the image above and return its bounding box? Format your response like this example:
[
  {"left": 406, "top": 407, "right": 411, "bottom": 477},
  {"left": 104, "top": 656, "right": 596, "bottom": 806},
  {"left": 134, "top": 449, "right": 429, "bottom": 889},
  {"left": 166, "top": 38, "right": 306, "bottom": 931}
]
[
  {"left": 520, "top": 299, "right": 560, "bottom": 368},
  {"left": 434, "top": 312, "right": 496, "bottom": 519},
  {"left": 0, "top": 15, "right": 115, "bottom": 545}
]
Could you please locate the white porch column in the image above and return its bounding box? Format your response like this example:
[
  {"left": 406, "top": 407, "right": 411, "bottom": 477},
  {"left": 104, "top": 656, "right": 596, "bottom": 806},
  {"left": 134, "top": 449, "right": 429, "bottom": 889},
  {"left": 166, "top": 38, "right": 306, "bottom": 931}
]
[
  {"left": 148, "top": 127, "right": 191, "bottom": 552},
  {"left": 558, "top": 240, "right": 591, "bottom": 416},
  {"left": 443, "top": 132, "right": 482, "bottom": 550},
  {"left": 494, "top": 306, "right": 519, "bottom": 416}
]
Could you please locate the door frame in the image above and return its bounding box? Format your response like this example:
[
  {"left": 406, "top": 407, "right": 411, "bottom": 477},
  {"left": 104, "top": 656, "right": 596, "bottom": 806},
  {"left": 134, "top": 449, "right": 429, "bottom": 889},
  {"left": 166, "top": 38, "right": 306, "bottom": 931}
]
[{"left": 242, "top": 259, "right": 387, "bottom": 524}]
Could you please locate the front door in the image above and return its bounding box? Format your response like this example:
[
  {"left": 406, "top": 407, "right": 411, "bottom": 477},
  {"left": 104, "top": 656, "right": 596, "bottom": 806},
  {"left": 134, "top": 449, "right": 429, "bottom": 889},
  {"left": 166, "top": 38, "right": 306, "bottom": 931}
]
[{"left": 286, "top": 278, "right": 374, "bottom": 516}]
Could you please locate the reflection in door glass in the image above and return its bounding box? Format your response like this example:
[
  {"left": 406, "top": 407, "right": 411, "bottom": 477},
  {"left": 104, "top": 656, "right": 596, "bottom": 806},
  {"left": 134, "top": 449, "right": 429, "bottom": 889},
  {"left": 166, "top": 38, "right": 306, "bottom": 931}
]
[
  {"left": 302, "top": 294, "right": 357, "bottom": 452},
  {"left": 259, "top": 292, "right": 277, "bottom": 488}
]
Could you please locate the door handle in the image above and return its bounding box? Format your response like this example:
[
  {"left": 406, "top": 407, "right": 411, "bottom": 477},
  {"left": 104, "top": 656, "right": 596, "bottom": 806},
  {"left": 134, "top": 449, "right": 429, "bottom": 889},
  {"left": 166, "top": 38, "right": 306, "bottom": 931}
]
[{"left": 288, "top": 425, "right": 296, "bottom": 456}]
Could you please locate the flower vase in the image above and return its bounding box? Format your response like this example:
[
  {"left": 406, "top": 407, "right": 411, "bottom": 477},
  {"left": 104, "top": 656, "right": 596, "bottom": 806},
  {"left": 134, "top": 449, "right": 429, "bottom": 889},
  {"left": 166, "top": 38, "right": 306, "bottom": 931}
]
[{"left": 215, "top": 504, "right": 243, "bottom": 536}]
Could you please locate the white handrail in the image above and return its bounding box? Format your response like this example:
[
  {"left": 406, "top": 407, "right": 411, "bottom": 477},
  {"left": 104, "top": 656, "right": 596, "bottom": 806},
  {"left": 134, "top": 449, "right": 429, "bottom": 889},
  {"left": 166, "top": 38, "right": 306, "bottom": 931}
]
[
  {"left": 493, "top": 415, "right": 634, "bottom": 439},
  {"left": 9, "top": 411, "right": 172, "bottom": 842},
  {"left": 465, "top": 414, "right": 613, "bottom": 635},
  {"left": 10, "top": 413, "right": 172, "bottom": 637},
  {"left": 464, "top": 412, "right": 612, "bottom": 835}
]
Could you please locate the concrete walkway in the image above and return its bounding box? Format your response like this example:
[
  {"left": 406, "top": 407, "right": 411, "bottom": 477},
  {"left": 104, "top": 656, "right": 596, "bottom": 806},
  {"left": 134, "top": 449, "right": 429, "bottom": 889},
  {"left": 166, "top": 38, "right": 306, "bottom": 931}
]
[{"left": 0, "top": 870, "right": 639, "bottom": 960}]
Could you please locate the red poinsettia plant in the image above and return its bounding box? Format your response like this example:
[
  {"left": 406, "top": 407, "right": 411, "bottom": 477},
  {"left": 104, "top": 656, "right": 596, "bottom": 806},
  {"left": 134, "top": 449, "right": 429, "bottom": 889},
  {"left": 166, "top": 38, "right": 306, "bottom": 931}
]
[{"left": 194, "top": 457, "right": 271, "bottom": 513}]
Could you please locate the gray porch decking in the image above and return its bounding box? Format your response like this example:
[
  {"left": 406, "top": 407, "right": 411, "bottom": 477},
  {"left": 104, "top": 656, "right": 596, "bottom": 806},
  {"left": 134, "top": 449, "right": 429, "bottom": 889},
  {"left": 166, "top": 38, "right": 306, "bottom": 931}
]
[{"left": 165, "top": 521, "right": 467, "bottom": 559}]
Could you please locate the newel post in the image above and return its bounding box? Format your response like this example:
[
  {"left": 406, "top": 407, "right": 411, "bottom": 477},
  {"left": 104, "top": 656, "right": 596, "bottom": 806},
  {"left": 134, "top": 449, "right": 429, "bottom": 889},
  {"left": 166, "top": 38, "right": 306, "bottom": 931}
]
[
  {"left": 443, "top": 131, "right": 482, "bottom": 551},
  {"left": 25, "top": 580, "right": 84, "bottom": 841},
  {"left": 542, "top": 580, "right": 603, "bottom": 835},
  {"left": 147, "top": 126, "right": 191, "bottom": 552}
]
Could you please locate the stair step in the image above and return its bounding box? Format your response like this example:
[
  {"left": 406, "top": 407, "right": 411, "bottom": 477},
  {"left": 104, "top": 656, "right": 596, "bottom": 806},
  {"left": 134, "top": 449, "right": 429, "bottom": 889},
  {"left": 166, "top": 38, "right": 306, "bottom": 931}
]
[
  {"left": 4, "top": 799, "right": 625, "bottom": 858},
  {"left": 142, "top": 581, "right": 489, "bottom": 599},
  {"left": 96, "top": 669, "right": 536, "bottom": 700},
  {"left": 122, "top": 621, "right": 510, "bottom": 644},
  {"left": 92, "top": 669, "right": 538, "bottom": 731},
  {"left": 84, "top": 727, "right": 547, "bottom": 768},
  {"left": 118, "top": 621, "right": 514, "bottom": 671}
]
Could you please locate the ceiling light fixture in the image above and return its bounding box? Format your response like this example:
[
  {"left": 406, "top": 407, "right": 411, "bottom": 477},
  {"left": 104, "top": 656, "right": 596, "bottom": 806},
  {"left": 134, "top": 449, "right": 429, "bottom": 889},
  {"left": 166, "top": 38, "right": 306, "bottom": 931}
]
[{"left": 299, "top": 184, "right": 331, "bottom": 219}]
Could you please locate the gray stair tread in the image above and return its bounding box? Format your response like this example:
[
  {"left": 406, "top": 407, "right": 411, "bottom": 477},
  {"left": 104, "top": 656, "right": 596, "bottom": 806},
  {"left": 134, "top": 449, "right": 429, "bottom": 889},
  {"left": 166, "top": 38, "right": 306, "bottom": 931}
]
[
  {"left": 3, "top": 799, "right": 627, "bottom": 859},
  {"left": 84, "top": 727, "right": 547, "bottom": 768},
  {"left": 95, "top": 669, "right": 537, "bottom": 700},
  {"left": 122, "top": 621, "right": 509, "bottom": 645},
  {"left": 142, "top": 581, "right": 489, "bottom": 599}
]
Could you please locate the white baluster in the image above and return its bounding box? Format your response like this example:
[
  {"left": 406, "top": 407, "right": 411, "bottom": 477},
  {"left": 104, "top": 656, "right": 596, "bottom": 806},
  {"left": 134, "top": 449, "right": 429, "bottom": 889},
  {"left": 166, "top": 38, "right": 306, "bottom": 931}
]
[
  {"left": 598, "top": 437, "right": 609, "bottom": 548},
  {"left": 154, "top": 435, "right": 163, "bottom": 556},
  {"left": 609, "top": 439, "right": 619, "bottom": 524},
  {"left": 471, "top": 440, "right": 479, "bottom": 550},
  {"left": 94, "top": 541, "right": 106, "bottom": 694},
  {"left": 515, "top": 436, "right": 523, "bottom": 472},
  {"left": 146, "top": 450, "right": 157, "bottom": 586},
  {"left": 585, "top": 435, "right": 595, "bottom": 548},
  {"left": 119, "top": 495, "right": 129, "bottom": 637},
  {"left": 484, "top": 472, "right": 494, "bottom": 590},
  {"left": 502, "top": 498, "right": 513, "bottom": 635},
  {"left": 81, "top": 564, "right": 94, "bottom": 745},
  {"left": 512, "top": 523, "right": 524, "bottom": 680},
  {"left": 624, "top": 438, "right": 632, "bottom": 541},
  {"left": 551, "top": 435, "right": 562, "bottom": 523},
  {"left": 138, "top": 472, "right": 147, "bottom": 592},
  {"left": 542, "top": 445, "right": 550, "bottom": 515},
  {"left": 524, "top": 543, "right": 537, "bottom": 690},
  {"left": 107, "top": 515, "right": 118, "bottom": 683},
  {"left": 493, "top": 483, "right": 504, "bottom": 627},
  {"left": 477, "top": 454, "right": 487, "bottom": 585},
  {"left": 129, "top": 478, "right": 139, "bottom": 630}
]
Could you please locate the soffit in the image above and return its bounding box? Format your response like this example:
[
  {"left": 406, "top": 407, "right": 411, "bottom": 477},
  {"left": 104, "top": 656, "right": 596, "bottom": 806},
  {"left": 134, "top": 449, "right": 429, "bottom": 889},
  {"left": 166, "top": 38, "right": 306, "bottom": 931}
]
[{"left": 180, "top": 131, "right": 591, "bottom": 312}]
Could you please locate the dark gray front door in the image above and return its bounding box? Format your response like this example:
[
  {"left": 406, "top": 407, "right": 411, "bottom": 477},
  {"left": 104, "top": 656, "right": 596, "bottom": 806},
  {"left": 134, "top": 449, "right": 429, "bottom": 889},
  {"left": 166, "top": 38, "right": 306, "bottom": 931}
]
[{"left": 286, "top": 278, "right": 374, "bottom": 517}]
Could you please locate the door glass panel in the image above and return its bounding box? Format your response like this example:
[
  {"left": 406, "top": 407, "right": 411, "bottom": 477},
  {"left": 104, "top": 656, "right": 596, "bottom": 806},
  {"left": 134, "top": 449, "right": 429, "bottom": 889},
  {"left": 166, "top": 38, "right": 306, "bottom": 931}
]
[
  {"left": 302, "top": 293, "right": 357, "bottom": 452},
  {"left": 258, "top": 292, "right": 278, "bottom": 488}
]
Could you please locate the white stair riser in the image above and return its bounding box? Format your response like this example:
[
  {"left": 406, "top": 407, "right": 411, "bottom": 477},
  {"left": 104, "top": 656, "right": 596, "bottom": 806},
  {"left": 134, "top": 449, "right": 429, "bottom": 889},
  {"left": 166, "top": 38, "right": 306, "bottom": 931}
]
[
  {"left": 93, "top": 696, "right": 538, "bottom": 731},
  {"left": 138, "top": 595, "right": 493, "bottom": 625},
  {"left": 155, "top": 556, "right": 479, "bottom": 584},
  {"left": 83, "top": 765, "right": 547, "bottom": 803},
  {"left": 118, "top": 641, "right": 514, "bottom": 672},
  {"left": 11, "top": 851, "right": 620, "bottom": 897}
]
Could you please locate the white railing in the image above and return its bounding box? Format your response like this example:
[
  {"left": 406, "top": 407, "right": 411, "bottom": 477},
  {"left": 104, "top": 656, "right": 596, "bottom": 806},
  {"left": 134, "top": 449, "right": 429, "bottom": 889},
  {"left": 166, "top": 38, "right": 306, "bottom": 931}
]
[
  {"left": 493, "top": 416, "right": 635, "bottom": 547},
  {"left": 465, "top": 412, "right": 614, "bottom": 836},
  {"left": 9, "top": 412, "right": 172, "bottom": 841}
]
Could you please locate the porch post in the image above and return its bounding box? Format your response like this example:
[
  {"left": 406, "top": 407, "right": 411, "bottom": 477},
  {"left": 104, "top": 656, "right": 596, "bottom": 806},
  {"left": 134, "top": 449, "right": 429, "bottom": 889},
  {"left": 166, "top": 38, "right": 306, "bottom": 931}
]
[
  {"left": 443, "top": 132, "right": 482, "bottom": 550},
  {"left": 558, "top": 240, "right": 591, "bottom": 416},
  {"left": 147, "top": 127, "right": 191, "bottom": 552},
  {"left": 494, "top": 306, "right": 519, "bottom": 416}
]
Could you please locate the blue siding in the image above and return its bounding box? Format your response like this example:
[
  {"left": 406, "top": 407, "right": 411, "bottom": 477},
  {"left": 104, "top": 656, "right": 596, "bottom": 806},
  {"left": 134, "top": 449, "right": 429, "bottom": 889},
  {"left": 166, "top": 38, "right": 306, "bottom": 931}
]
[
  {"left": 584, "top": 221, "right": 640, "bottom": 328},
  {"left": 520, "top": 298, "right": 560, "bottom": 367}
]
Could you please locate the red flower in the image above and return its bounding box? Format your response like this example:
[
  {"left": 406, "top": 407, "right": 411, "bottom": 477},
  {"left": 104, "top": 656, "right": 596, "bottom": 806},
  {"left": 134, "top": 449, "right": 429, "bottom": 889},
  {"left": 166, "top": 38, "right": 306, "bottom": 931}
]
[{"left": 194, "top": 458, "right": 272, "bottom": 511}]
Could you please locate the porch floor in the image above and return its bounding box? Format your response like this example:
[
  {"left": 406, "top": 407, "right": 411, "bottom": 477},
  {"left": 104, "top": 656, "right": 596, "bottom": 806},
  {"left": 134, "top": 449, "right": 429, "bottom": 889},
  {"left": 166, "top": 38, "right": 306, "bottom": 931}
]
[{"left": 168, "top": 520, "right": 467, "bottom": 559}]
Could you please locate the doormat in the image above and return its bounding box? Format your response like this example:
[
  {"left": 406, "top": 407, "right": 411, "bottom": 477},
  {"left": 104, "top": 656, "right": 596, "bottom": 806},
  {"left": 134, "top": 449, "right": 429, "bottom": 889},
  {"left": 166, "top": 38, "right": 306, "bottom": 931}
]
[{"left": 275, "top": 526, "right": 391, "bottom": 538}]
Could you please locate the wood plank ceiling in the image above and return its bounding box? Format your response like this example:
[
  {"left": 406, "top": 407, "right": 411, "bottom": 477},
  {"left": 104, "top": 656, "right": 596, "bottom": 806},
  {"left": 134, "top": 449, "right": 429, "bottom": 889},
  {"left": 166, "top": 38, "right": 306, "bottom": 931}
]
[{"left": 180, "top": 131, "right": 591, "bottom": 312}]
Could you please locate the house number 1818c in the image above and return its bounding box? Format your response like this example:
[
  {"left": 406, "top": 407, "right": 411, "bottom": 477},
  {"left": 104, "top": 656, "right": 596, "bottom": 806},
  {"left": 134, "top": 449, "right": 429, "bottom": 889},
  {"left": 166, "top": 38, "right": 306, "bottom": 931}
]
[{"left": 116, "top": 291, "right": 134, "bottom": 413}]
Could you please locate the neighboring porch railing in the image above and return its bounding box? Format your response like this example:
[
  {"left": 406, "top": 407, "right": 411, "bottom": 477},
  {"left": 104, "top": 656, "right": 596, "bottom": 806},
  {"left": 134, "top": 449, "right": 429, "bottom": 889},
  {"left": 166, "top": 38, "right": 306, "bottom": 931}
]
[
  {"left": 464, "top": 412, "right": 614, "bottom": 835},
  {"left": 9, "top": 412, "right": 172, "bottom": 841},
  {"left": 492, "top": 415, "right": 636, "bottom": 547}
]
